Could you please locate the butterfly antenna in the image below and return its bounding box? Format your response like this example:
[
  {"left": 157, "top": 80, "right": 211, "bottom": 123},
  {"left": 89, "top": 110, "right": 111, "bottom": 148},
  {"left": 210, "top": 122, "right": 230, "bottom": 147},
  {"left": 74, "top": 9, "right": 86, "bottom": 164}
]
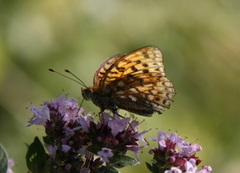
[
  {"left": 49, "top": 69, "right": 86, "bottom": 87},
  {"left": 64, "top": 69, "right": 88, "bottom": 87}
]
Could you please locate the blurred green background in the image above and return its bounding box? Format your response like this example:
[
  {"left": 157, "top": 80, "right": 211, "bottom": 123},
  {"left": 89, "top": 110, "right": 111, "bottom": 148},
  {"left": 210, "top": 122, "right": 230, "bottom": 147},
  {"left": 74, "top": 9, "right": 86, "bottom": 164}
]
[{"left": 1, "top": 1, "right": 240, "bottom": 172}]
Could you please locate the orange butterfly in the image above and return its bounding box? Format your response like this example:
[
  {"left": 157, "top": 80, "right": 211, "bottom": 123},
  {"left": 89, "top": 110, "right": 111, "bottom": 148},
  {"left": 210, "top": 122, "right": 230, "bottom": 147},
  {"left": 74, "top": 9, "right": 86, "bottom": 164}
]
[{"left": 81, "top": 46, "right": 176, "bottom": 116}]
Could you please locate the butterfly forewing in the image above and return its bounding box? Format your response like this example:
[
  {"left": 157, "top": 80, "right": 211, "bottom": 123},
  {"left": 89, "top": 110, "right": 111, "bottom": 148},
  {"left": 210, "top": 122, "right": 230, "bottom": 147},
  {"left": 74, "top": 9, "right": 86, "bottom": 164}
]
[
  {"left": 120, "top": 47, "right": 165, "bottom": 77},
  {"left": 83, "top": 46, "right": 176, "bottom": 116},
  {"left": 93, "top": 54, "right": 127, "bottom": 88}
]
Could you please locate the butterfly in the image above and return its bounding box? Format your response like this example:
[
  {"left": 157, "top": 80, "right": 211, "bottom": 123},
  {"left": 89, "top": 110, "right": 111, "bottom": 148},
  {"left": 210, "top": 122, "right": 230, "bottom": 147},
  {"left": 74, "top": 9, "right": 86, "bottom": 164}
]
[{"left": 81, "top": 46, "right": 176, "bottom": 117}]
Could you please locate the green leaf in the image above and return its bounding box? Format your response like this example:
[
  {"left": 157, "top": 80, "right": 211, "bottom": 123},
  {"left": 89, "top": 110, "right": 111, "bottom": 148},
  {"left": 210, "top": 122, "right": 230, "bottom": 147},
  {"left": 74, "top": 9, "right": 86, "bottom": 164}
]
[
  {"left": 110, "top": 153, "right": 139, "bottom": 168},
  {"left": 86, "top": 145, "right": 101, "bottom": 155},
  {"left": 146, "top": 162, "right": 153, "bottom": 171},
  {"left": 145, "top": 162, "right": 160, "bottom": 173},
  {"left": 97, "top": 166, "right": 119, "bottom": 173},
  {"left": 26, "top": 137, "right": 48, "bottom": 173},
  {"left": 0, "top": 145, "right": 8, "bottom": 173}
]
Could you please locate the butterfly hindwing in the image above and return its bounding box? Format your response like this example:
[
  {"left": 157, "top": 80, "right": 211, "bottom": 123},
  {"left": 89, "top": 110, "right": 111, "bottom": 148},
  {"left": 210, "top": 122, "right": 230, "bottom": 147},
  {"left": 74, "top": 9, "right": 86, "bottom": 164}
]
[{"left": 110, "top": 75, "right": 175, "bottom": 115}]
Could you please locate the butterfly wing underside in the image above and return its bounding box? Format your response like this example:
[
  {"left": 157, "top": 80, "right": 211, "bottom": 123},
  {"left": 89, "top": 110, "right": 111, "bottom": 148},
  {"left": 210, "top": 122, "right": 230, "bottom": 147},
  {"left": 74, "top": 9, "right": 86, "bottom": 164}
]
[
  {"left": 93, "top": 53, "right": 127, "bottom": 87},
  {"left": 93, "top": 46, "right": 175, "bottom": 116}
]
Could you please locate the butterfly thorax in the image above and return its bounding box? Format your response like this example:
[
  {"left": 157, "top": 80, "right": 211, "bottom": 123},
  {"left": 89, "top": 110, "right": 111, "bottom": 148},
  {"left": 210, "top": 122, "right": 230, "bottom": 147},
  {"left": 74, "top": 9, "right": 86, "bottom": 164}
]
[
  {"left": 82, "top": 87, "right": 118, "bottom": 113},
  {"left": 81, "top": 87, "right": 94, "bottom": 100}
]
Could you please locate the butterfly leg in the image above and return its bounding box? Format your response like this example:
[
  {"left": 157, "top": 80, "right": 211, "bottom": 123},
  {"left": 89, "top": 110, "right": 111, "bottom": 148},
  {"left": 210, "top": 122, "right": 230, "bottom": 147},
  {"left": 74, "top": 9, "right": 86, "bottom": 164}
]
[
  {"left": 97, "top": 108, "right": 106, "bottom": 122},
  {"left": 98, "top": 107, "right": 105, "bottom": 116},
  {"left": 112, "top": 108, "right": 124, "bottom": 118},
  {"left": 98, "top": 105, "right": 124, "bottom": 118}
]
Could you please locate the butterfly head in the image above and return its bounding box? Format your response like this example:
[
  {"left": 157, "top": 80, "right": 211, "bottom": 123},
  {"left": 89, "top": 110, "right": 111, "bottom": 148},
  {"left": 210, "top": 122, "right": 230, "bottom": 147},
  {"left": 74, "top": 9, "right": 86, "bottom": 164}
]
[{"left": 81, "top": 87, "right": 94, "bottom": 100}]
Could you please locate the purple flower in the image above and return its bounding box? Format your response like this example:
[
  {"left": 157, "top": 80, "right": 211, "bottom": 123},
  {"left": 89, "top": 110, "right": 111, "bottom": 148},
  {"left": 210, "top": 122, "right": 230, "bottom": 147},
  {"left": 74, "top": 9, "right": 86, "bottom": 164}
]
[
  {"left": 47, "top": 145, "right": 58, "bottom": 160},
  {"left": 46, "top": 95, "right": 78, "bottom": 117},
  {"left": 148, "top": 131, "right": 212, "bottom": 173},
  {"left": 7, "top": 159, "right": 15, "bottom": 173},
  {"left": 28, "top": 106, "right": 50, "bottom": 126},
  {"left": 182, "top": 159, "right": 212, "bottom": 173},
  {"left": 44, "top": 95, "right": 83, "bottom": 122},
  {"left": 64, "top": 127, "right": 75, "bottom": 138},
  {"left": 197, "top": 166, "right": 212, "bottom": 173},
  {"left": 157, "top": 131, "right": 168, "bottom": 148},
  {"left": 84, "top": 112, "right": 147, "bottom": 161},
  {"left": 164, "top": 167, "right": 182, "bottom": 173},
  {"left": 64, "top": 164, "right": 72, "bottom": 171},
  {"left": 184, "top": 159, "right": 198, "bottom": 172},
  {"left": 62, "top": 144, "right": 71, "bottom": 153},
  {"left": 78, "top": 114, "right": 94, "bottom": 132},
  {"left": 178, "top": 142, "right": 202, "bottom": 157},
  {"left": 126, "top": 145, "right": 144, "bottom": 161},
  {"left": 108, "top": 114, "right": 130, "bottom": 137},
  {"left": 97, "top": 147, "right": 114, "bottom": 162},
  {"left": 28, "top": 95, "right": 85, "bottom": 127}
]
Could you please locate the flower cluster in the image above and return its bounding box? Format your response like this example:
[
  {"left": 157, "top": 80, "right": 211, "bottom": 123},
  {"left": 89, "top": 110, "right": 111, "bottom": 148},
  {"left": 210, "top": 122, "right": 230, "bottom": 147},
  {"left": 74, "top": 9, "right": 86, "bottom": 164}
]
[
  {"left": 147, "top": 131, "right": 212, "bottom": 173},
  {"left": 27, "top": 95, "right": 147, "bottom": 172},
  {"left": 27, "top": 95, "right": 212, "bottom": 173}
]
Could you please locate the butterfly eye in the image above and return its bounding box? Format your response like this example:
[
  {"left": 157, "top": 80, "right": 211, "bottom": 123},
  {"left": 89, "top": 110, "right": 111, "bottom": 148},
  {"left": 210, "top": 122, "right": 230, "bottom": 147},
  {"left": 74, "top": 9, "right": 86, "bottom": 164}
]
[{"left": 82, "top": 88, "right": 94, "bottom": 100}]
